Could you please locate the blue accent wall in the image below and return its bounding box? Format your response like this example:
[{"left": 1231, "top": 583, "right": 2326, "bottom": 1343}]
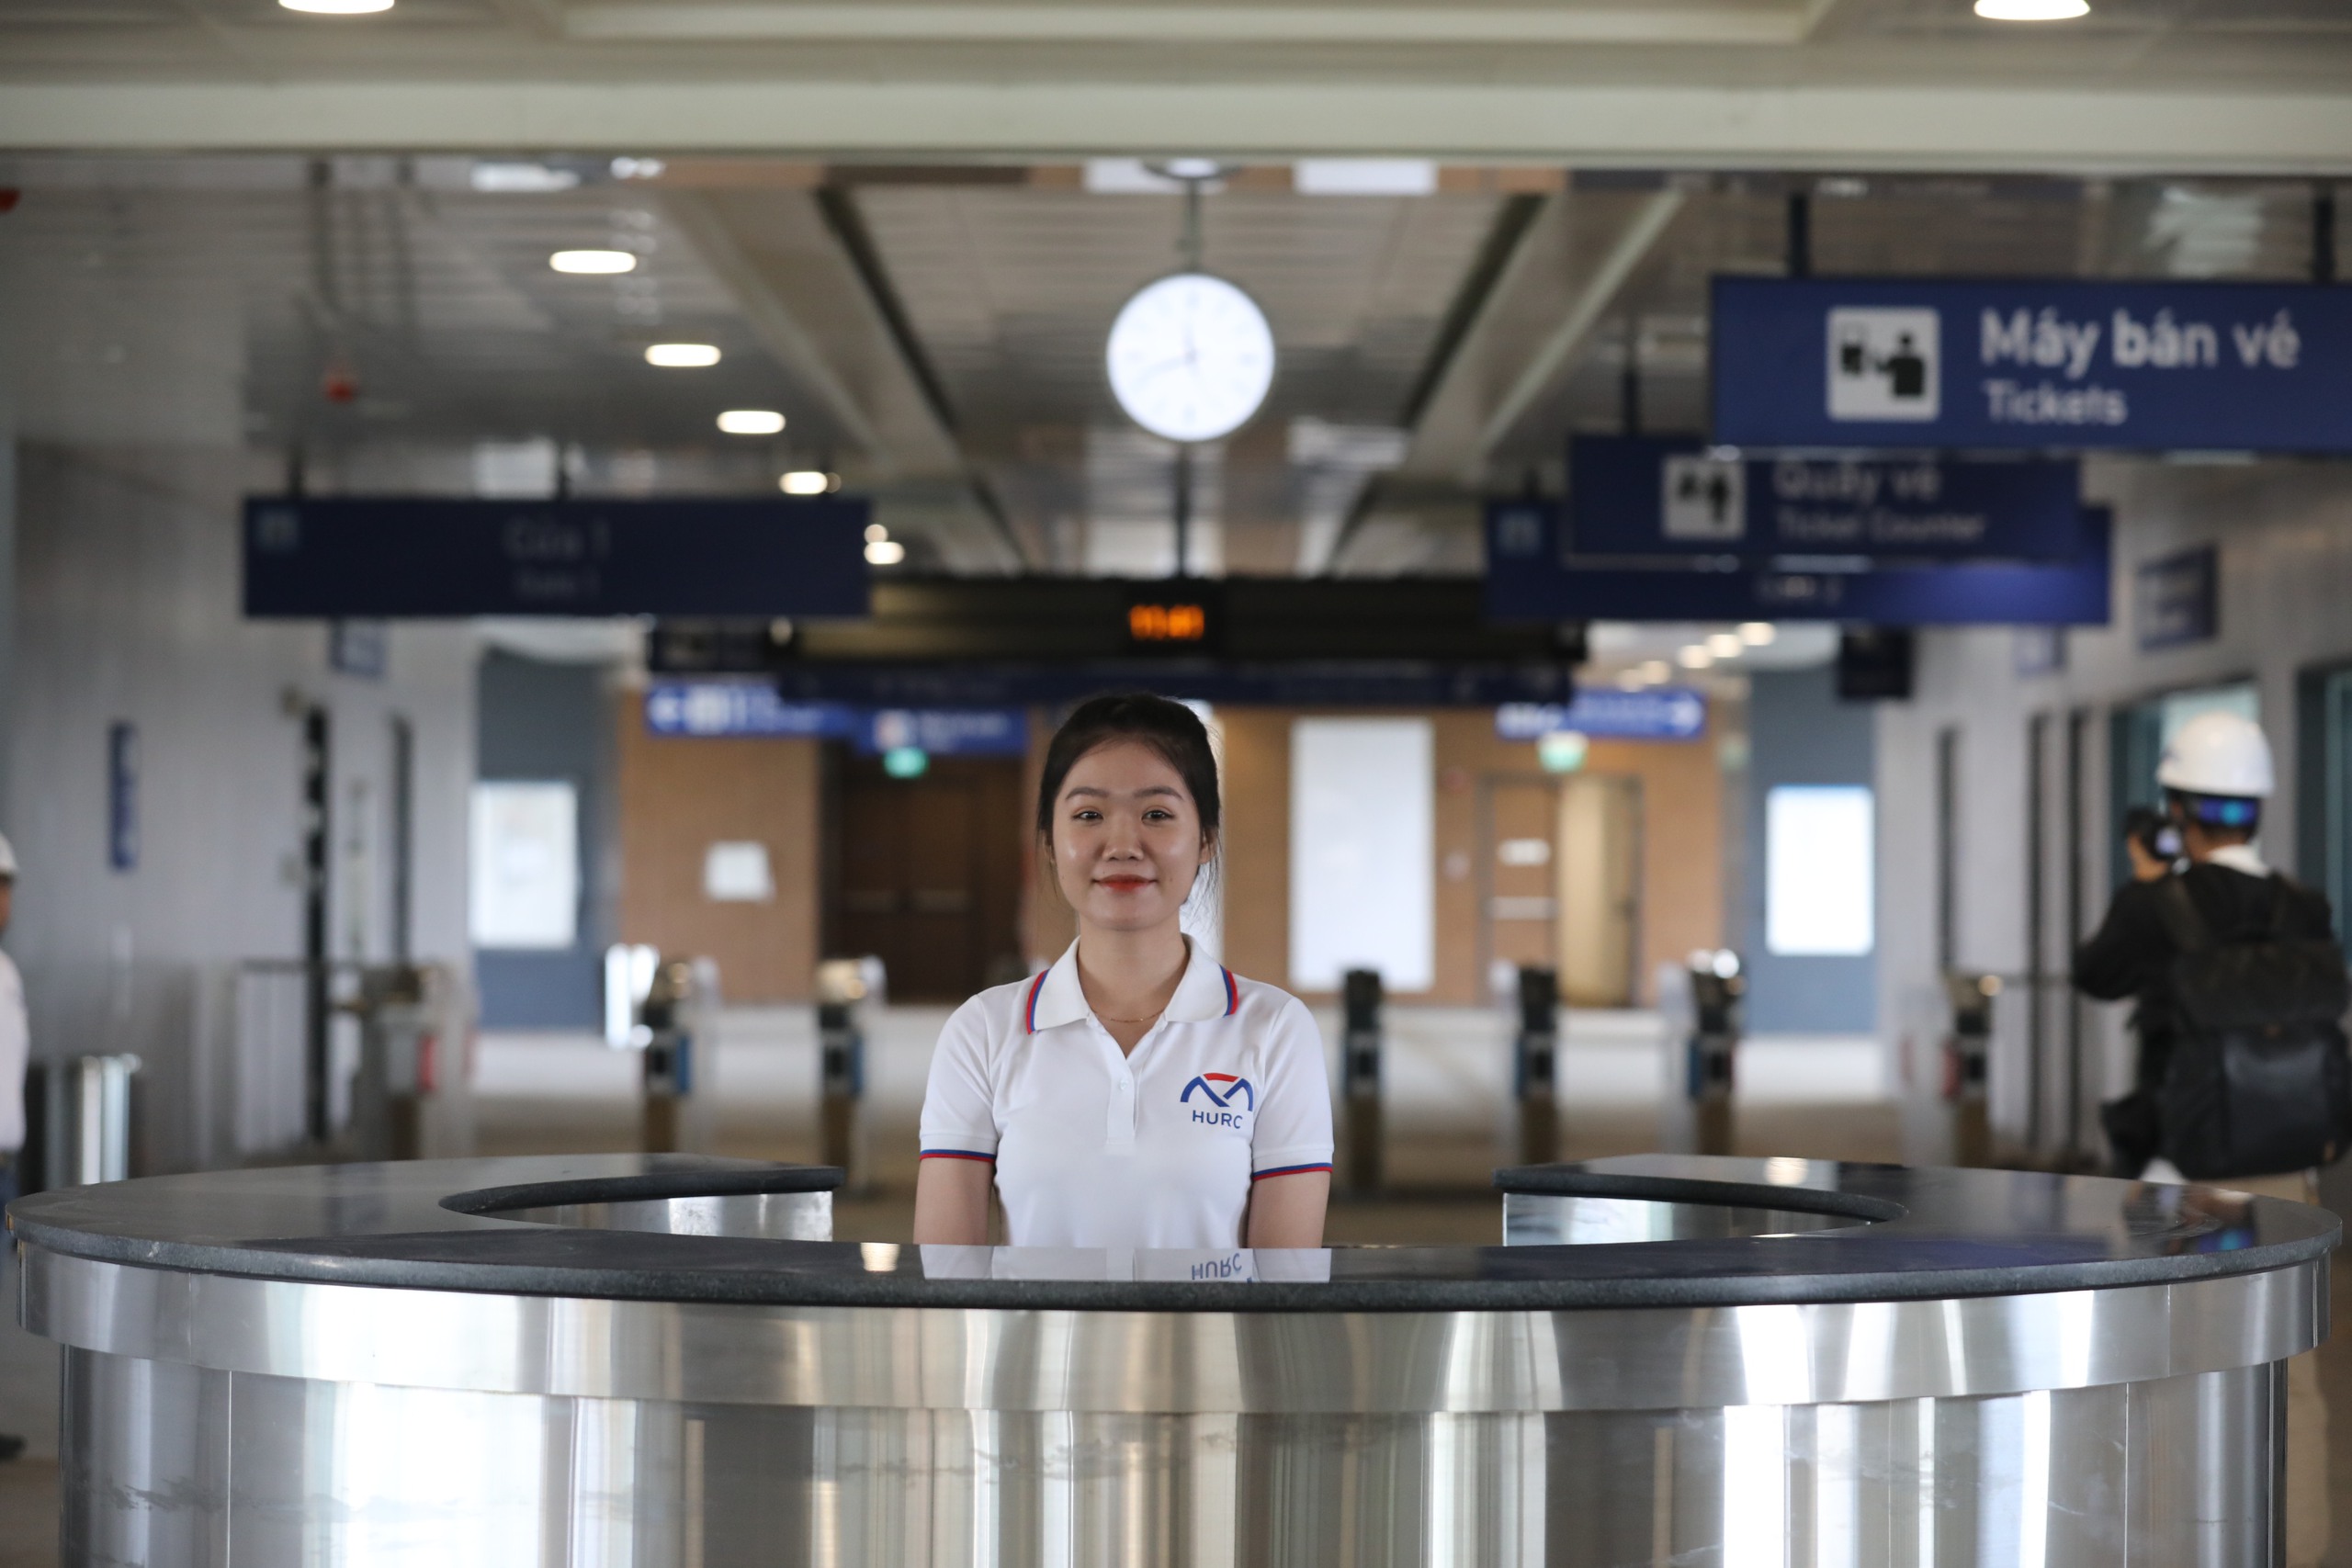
[
  {"left": 1743, "top": 668, "right": 1878, "bottom": 1034},
  {"left": 474, "top": 650, "right": 610, "bottom": 1029}
]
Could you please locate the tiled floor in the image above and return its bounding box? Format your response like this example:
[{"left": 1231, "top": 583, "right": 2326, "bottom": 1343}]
[{"left": 1, "top": 1008, "right": 2345, "bottom": 1562}]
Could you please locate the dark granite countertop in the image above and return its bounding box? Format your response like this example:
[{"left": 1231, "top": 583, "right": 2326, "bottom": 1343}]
[{"left": 6, "top": 1153, "right": 2335, "bottom": 1312}]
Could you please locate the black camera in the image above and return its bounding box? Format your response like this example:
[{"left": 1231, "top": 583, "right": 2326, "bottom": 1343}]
[{"left": 2123, "top": 805, "right": 2180, "bottom": 863}]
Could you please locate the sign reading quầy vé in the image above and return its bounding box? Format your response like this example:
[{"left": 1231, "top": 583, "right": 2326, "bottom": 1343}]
[{"left": 1569, "top": 436, "right": 2083, "bottom": 559}]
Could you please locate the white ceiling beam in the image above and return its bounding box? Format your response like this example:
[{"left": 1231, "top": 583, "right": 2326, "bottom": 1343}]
[
  {"left": 1468, "top": 187, "right": 1686, "bottom": 474},
  {"left": 567, "top": 4, "right": 1823, "bottom": 47},
  {"left": 6, "top": 83, "right": 2351, "bottom": 176},
  {"left": 658, "top": 190, "right": 894, "bottom": 469},
  {"left": 481, "top": 0, "right": 570, "bottom": 39}
]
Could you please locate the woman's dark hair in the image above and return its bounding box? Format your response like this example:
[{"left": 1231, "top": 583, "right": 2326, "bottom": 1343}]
[{"left": 1035, "top": 693, "right": 1221, "bottom": 844}]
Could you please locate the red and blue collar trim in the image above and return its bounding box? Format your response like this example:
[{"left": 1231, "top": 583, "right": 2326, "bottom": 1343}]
[{"left": 1023, "top": 960, "right": 1239, "bottom": 1033}]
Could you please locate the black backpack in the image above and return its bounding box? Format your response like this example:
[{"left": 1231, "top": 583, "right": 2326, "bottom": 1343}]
[{"left": 2154, "top": 874, "right": 2352, "bottom": 1180}]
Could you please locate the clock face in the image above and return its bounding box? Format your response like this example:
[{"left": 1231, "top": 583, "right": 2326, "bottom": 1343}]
[{"left": 1105, "top": 272, "right": 1276, "bottom": 444}]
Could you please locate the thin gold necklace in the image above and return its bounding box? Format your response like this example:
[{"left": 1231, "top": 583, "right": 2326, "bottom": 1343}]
[{"left": 1095, "top": 1007, "right": 1164, "bottom": 1024}]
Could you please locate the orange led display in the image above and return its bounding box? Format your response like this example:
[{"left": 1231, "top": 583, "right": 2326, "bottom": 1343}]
[{"left": 1127, "top": 603, "right": 1208, "bottom": 643}]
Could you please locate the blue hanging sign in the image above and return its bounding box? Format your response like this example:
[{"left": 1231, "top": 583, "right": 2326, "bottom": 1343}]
[
  {"left": 2134, "top": 544, "right": 2219, "bottom": 650},
  {"left": 1496, "top": 688, "right": 1707, "bottom": 743},
  {"left": 244, "top": 497, "right": 870, "bottom": 618},
  {"left": 857, "top": 707, "right": 1030, "bottom": 758},
  {"left": 1569, "top": 436, "right": 2082, "bottom": 559},
  {"left": 644, "top": 683, "right": 857, "bottom": 739},
  {"left": 1712, "top": 276, "right": 2352, "bottom": 454},
  {"left": 1488, "top": 502, "right": 2112, "bottom": 626}
]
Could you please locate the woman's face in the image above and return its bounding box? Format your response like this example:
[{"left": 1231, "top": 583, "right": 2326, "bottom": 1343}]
[{"left": 1049, "top": 739, "right": 1212, "bottom": 934}]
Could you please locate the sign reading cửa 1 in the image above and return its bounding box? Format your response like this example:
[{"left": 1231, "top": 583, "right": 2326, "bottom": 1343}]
[{"left": 1712, "top": 277, "right": 2352, "bottom": 453}]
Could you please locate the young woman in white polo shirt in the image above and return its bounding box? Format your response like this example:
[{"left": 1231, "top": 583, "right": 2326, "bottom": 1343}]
[{"left": 912, "top": 694, "right": 1332, "bottom": 1249}]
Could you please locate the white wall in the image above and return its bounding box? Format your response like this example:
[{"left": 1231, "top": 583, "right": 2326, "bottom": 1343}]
[
  {"left": 1878, "top": 457, "right": 2352, "bottom": 1157},
  {"left": 0, "top": 190, "right": 480, "bottom": 1175}
]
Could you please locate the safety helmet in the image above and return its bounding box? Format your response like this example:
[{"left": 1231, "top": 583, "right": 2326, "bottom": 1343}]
[
  {"left": 2155, "top": 711, "right": 2274, "bottom": 800},
  {"left": 0, "top": 832, "right": 18, "bottom": 877}
]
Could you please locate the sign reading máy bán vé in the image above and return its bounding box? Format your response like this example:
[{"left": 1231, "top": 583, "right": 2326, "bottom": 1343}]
[
  {"left": 1487, "top": 501, "right": 2111, "bottom": 626},
  {"left": 243, "top": 497, "right": 870, "bottom": 617},
  {"left": 1569, "top": 436, "right": 2083, "bottom": 559},
  {"left": 1711, "top": 276, "right": 2352, "bottom": 454}
]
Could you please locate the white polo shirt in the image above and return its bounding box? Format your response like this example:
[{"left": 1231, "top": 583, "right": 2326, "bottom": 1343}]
[{"left": 919, "top": 939, "right": 1333, "bottom": 1248}]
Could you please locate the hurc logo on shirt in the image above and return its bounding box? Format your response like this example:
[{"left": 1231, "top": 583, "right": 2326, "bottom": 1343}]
[{"left": 1182, "top": 1073, "right": 1255, "bottom": 1128}]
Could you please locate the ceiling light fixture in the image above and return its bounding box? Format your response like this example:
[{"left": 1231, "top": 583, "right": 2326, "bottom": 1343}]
[
  {"left": 280, "top": 0, "right": 394, "bottom": 11},
  {"left": 1706, "top": 633, "right": 1744, "bottom": 659},
  {"left": 780, "top": 470, "right": 837, "bottom": 496},
  {"left": 864, "top": 523, "right": 890, "bottom": 545},
  {"left": 717, "top": 409, "right": 785, "bottom": 435},
  {"left": 550, "top": 249, "right": 637, "bottom": 275},
  {"left": 1973, "top": 0, "right": 2088, "bottom": 18},
  {"left": 1639, "top": 660, "right": 1671, "bottom": 683},
  {"left": 1676, "top": 646, "right": 1713, "bottom": 671},
  {"left": 865, "top": 539, "right": 907, "bottom": 566},
  {"left": 645, "top": 343, "right": 719, "bottom": 367},
  {"left": 1737, "top": 622, "right": 1778, "bottom": 646},
  {"left": 469, "top": 163, "right": 578, "bottom": 194}
]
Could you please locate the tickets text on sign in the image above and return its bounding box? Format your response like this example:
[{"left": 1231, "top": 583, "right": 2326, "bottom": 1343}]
[{"left": 1711, "top": 278, "right": 2352, "bottom": 454}]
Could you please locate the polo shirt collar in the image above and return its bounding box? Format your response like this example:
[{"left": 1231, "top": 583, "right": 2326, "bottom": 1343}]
[{"left": 1023, "top": 937, "right": 1236, "bottom": 1033}]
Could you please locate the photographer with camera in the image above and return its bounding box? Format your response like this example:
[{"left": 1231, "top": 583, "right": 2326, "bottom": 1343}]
[{"left": 2074, "top": 709, "right": 2346, "bottom": 1565}]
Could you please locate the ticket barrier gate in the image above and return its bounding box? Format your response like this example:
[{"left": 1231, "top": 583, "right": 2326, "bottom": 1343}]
[
  {"left": 20, "top": 1054, "right": 141, "bottom": 1192},
  {"left": 1942, "top": 972, "right": 1997, "bottom": 1168},
  {"left": 1513, "top": 965, "right": 1559, "bottom": 1165},
  {"left": 637, "top": 957, "right": 721, "bottom": 1156},
  {"left": 1340, "top": 968, "right": 1382, "bottom": 1195},
  {"left": 346, "top": 964, "right": 474, "bottom": 1163},
  {"left": 814, "top": 959, "right": 871, "bottom": 1191},
  {"left": 1685, "top": 956, "right": 1743, "bottom": 1158}
]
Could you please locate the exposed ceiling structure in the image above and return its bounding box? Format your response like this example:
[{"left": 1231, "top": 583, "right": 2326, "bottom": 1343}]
[
  {"left": 5, "top": 1, "right": 2352, "bottom": 171},
  {"left": 1, "top": 153, "right": 2340, "bottom": 589}
]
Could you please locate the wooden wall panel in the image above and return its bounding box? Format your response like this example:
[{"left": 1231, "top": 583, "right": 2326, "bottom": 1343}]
[
  {"left": 1216, "top": 708, "right": 1725, "bottom": 1006},
  {"left": 614, "top": 692, "right": 821, "bottom": 1003}
]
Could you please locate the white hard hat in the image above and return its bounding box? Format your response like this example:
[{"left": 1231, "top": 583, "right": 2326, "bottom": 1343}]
[{"left": 2156, "top": 711, "right": 2274, "bottom": 799}]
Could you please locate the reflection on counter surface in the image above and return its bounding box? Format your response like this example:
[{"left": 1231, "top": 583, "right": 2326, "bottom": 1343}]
[{"left": 9, "top": 1154, "right": 2333, "bottom": 1564}]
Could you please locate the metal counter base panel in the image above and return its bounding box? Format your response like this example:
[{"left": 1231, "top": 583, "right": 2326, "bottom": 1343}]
[{"left": 65, "top": 1346, "right": 2279, "bottom": 1567}]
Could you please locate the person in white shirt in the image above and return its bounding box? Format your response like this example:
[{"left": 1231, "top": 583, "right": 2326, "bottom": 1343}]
[{"left": 913, "top": 694, "right": 1332, "bottom": 1250}]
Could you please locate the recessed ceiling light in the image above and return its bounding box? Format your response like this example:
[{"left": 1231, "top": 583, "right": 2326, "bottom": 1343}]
[
  {"left": 1638, "top": 660, "right": 1671, "bottom": 683},
  {"left": 1973, "top": 0, "right": 2088, "bottom": 18},
  {"left": 469, "top": 163, "right": 578, "bottom": 194},
  {"left": 1738, "top": 621, "right": 1778, "bottom": 646},
  {"left": 864, "top": 523, "right": 890, "bottom": 544},
  {"left": 780, "top": 470, "right": 837, "bottom": 496},
  {"left": 1705, "top": 633, "right": 1744, "bottom": 659},
  {"left": 865, "top": 539, "right": 907, "bottom": 566},
  {"left": 549, "top": 249, "right": 637, "bottom": 275},
  {"left": 646, "top": 343, "right": 719, "bottom": 367},
  {"left": 1676, "top": 646, "right": 1713, "bottom": 670},
  {"left": 717, "top": 409, "right": 785, "bottom": 435},
  {"left": 280, "top": 0, "right": 394, "bottom": 11}
]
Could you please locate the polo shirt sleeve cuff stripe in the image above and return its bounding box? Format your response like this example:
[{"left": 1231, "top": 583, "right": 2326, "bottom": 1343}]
[
  {"left": 1250, "top": 1162, "right": 1333, "bottom": 1180},
  {"left": 919, "top": 1148, "right": 997, "bottom": 1162}
]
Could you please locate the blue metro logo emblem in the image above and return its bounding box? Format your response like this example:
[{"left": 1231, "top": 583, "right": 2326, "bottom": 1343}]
[{"left": 1182, "top": 1073, "right": 1254, "bottom": 1111}]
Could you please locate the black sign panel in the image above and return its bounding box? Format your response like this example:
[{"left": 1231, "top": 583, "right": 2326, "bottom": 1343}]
[{"left": 243, "top": 497, "right": 870, "bottom": 618}]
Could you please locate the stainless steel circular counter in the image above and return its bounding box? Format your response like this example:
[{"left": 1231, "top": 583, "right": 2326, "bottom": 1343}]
[{"left": 9, "top": 1153, "right": 2335, "bottom": 1566}]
